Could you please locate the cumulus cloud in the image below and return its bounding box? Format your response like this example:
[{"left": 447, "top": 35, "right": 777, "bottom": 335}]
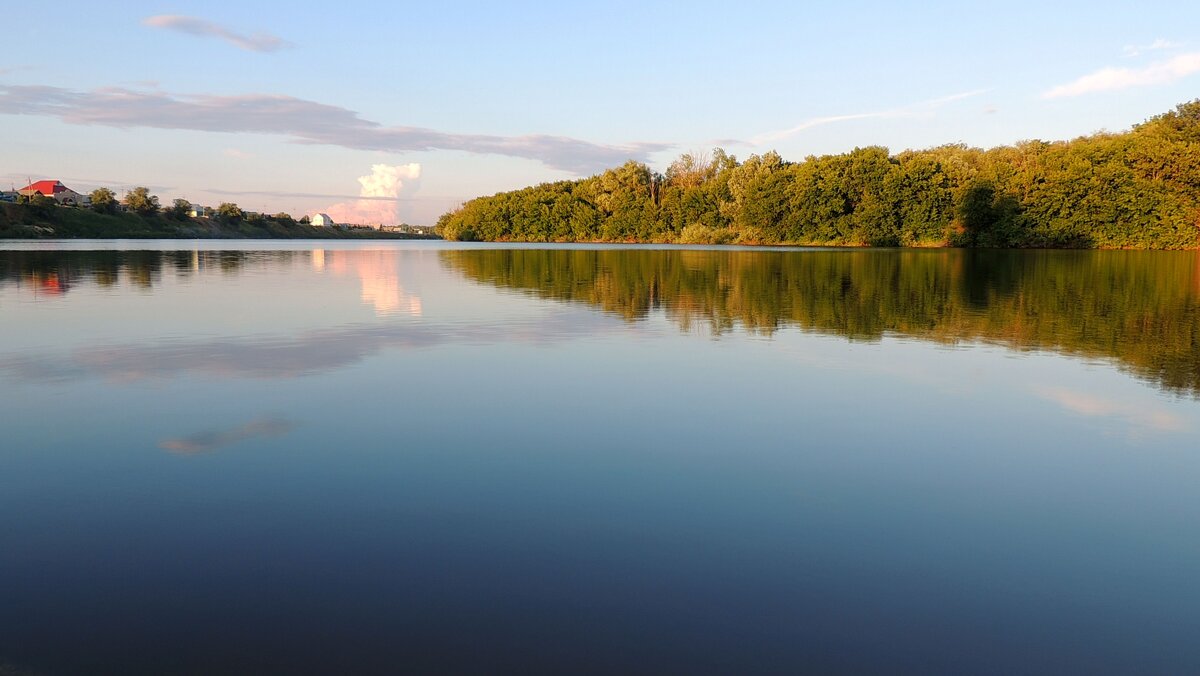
[
  {"left": 1043, "top": 52, "right": 1200, "bottom": 98},
  {"left": 326, "top": 163, "right": 422, "bottom": 225},
  {"left": 0, "top": 83, "right": 668, "bottom": 174},
  {"left": 143, "top": 15, "right": 290, "bottom": 53},
  {"left": 753, "top": 89, "right": 988, "bottom": 145}
]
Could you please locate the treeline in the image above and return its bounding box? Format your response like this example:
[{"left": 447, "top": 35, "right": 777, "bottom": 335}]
[
  {"left": 437, "top": 101, "right": 1200, "bottom": 249},
  {"left": 440, "top": 248, "right": 1200, "bottom": 395},
  {"left": 0, "top": 199, "right": 419, "bottom": 240}
]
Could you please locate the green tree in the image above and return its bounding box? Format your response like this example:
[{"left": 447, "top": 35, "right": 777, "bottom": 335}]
[
  {"left": 90, "top": 188, "right": 117, "bottom": 214},
  {"left": 957, "top": 180, "right": 997, "bottom": 246},
  {"left": 216, "top": 202, "right": 244, "bottom": 224},
  {"left": 123, "top": 187, "right": 159, "bottom": 216},
  {"left": 168, "top": 198, "right": 191, "bottom": 220},
  {"left": 18, "top": 192, "right": 55, "bottom": 220}
]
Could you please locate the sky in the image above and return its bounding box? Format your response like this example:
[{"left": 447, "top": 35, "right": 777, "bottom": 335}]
[{"left": 3, "top": 1, "right": 1200, "bottom": 225}]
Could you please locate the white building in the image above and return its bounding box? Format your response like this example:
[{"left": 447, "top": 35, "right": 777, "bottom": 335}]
[{"left": 311, "top": 213, "right": 336, "bottom": 227}]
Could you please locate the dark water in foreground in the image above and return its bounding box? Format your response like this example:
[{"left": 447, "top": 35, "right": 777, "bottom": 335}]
[{"left": 1, "top": 242, "right": 1198, "bottom": 675}]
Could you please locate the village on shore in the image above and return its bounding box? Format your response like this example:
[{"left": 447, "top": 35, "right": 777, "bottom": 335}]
[{"left": 1, "top": 179, "right": 438, "bottom": 236}]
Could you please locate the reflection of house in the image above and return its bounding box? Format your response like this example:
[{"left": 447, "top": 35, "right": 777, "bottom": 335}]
[
  {"left": 18, "top": 180, "right": 88, "bottom": 206},
  {"left": 311, "top": 213, "right": 336, "bottom": 227}
]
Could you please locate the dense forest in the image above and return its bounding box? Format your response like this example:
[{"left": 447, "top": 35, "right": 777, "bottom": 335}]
[
  {"left": 437, "top": 101, "right": 1200, "bottom": 249},
  {"left": 440, "top": 248, "right": 1200, "bottom": 396}
]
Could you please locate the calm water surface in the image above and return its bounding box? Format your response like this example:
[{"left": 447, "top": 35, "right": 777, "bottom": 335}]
[{"left": 2, "top": 241, "right": 1199, "bottom": 674}]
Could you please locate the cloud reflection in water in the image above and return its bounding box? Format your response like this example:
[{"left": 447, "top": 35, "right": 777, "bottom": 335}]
[
  {"left": 0, "top": 311, "right": 618, "bottom": 383},
  {"left": 1034, "top": 386, "right": 1188, "bottom": 435},
  {"left": 159, "top": 417, "right": 296, "bottom": 455}
]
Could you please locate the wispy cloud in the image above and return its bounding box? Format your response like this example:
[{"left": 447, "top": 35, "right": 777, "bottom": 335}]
[
  {"left": 142, "top": 15, "right": 290, "bottom": 53},
  {"left": 0, "top": 172, "right": 172, "bottom": 194},
  {"left": 1043, "top": 52, "right": 1200, "bottom": 98},
  {"left": 201, "top": 187, "right": 456, "bottom": 202},
  {"left": 752, "top": 89, "right": 989, "bottom": 145},
  {"left": 160, "top": 417, "right": 295, "bottom": 454},
  {"left": 0, "top": 84, "right": 669, "bottom": 174},
  {"left": 1123, "top": 39, "right": 1181, "bottom": 58},
  {"left": 222, "top": 148, "right": 254, "bottom": 160}
]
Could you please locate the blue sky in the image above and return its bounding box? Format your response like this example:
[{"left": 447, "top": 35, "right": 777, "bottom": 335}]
[{"left": 3, "top": 0, "right": 1200, "bottom": 224}]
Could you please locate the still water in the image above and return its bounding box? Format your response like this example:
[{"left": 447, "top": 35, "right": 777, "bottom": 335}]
[{"left": 2, "top": 241, "right": 1198, "bottom": 674}]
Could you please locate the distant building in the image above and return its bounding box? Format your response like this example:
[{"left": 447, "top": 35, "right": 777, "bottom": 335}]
[
  {"left": 311, "top": 213, "right": 336, "bottom": 227},
  {"left": 18, "top": 180, "right": 88, "bottom": 206},
  {"left": 0, "top": 191, "right": 18, "bottom": 203},
  {"left": 188, "top": 206, "right": 210, "bottom": 218}
]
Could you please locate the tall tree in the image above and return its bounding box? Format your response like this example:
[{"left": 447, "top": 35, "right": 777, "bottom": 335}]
[{"left": 123, "top": 187, "right": 159, "bottom": 216}]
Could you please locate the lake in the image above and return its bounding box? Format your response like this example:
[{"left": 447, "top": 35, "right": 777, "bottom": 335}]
[{"left": 2, "top": 241, "right": 1198, "bottom": 675}]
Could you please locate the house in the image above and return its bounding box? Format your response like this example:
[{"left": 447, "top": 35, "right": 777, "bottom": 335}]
[
  {"left": 18, "top": 180, "right": 88, "bottom": 206},
  {"left": 311, "top": 213, "right": 336, "bottom": 227},
  {"left": 188, "top": 206, "right": 210, "bottom": 218},
  {"left": 0, "top": 191, "right": 18, "bottom": 203}
]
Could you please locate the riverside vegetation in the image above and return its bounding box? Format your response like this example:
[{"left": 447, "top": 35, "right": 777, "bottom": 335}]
[
  {"left": 436, "top": 101, "right": 1200, "bottom": 249},
  {"left": 0, "top": 189, "right": 431, "bottom": 240}
]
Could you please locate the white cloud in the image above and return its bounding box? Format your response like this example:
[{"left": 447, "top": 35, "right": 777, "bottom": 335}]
[
  {"left": 1043, "top": 52, "right": 1200, "bottom": 98},
  {"left": 1123, "top": 39, "right": 1181, "bottom": 58},
  {"left": 0, "top": 83, "right": 669, "bottom": 174},
  {"left": 752, "top": 89, "right": 989, "bottom": 145},
  {"left": 222, "top": 148, "right": 253, "bottom": 159},
  {"left": 325, "top": 164, "right": 422, "bottom": 225},
  {"left": 143, "top": 15, "right": 290, "bottom": 53}
]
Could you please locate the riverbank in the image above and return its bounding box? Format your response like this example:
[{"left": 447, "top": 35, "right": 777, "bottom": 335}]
[{"left": 0, "top": 203, "right": 439, "bottom": 240}]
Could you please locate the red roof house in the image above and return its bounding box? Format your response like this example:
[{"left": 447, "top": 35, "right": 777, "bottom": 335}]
[{"left": 18, "top": 180, "right": 87, "bottom": 205}]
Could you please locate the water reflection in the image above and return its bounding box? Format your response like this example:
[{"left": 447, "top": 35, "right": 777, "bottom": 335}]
[
  {"left": 159, "top": 417, "right": 296, "bottom": 455},
  {"left": 0, "top": 249, "right": 295, "bottom": 292},
  {"left": 1033, "top": 386, "right": 1188, "bottom": 435},
  {"left": 0, "top": 310, "right": 614, "bottom": 382},
  {"left": 325, "top": 249, "right": 422, "bottom": 317},
  {"left": 0, "top": 249, "right": 425, "bottom": 319},
  {"left": 440, "top": 248, "right": 1200, "bottom": 396},
  {"left": 2, "top": 247, "right": 1199, "bottom": 396}
]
